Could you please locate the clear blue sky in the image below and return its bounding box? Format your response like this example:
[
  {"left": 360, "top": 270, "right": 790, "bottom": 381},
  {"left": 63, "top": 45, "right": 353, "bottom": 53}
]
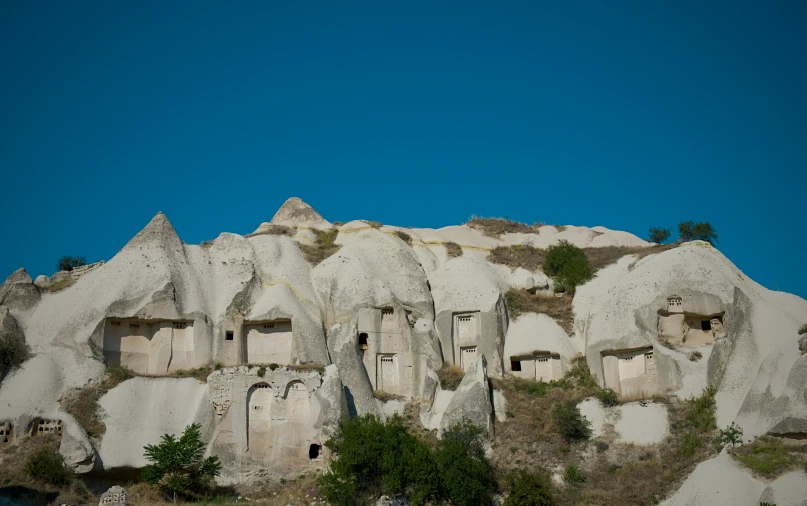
[{"left": 1, "top": 1, "right": 805, "bottom": 298}]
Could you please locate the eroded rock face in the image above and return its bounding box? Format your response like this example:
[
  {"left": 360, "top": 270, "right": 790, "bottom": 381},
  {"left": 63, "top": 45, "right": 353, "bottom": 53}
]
[
  {"left": 0, "top": 198, "right": 805, "bottom": 496},
  {"left": 439, "top": 355, "right": 493, "bottom": 437}
]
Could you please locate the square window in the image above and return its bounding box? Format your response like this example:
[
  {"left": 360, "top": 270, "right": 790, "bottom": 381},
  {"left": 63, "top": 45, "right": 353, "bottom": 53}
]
[
  {"left": 510, "top": 360, "right": 522, "bottom": 372},
  {"left": 701, "top": 320, "right": 712, "bottom": 331},
  {"left": 225, "top": 331, "right": 234, "bottom": 341}
]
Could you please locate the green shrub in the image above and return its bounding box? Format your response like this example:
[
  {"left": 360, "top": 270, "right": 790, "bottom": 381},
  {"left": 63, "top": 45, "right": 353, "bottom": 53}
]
[
  {"left": 563, "top": 464, "right": 586, "bottom": 485},
  {"left": 142, "top": 423, "right": 222, "bottom": 501},
  {"left": 436, "top": 421, "right": 494, "bottom": 506},
  {"left": 444, "top": 242, "right": 463, "bottom": 258},
  {"left": 798, "top": 324, "right": 807, "bottom": 335},
  {"left": 595, "top": 388, "right": 618, "bottom": 407},
  {"left": 394, "top": 230, "right": 413, "bottom": 245},
  {"left": 679, "top": 432, "right": 702, "bottom": 458},
  {"left": 552, "top": 401, "right": 591, "bottom": 441},
  {"left": 504, "top": 469, "right": 555, "bottom": 506},
  {"left": 543, "top": 241, "right": 593, "bottom": 294},
  {"left": 25, "top": 447, "right": 72, "bottom": 486},
  {"left": 56, "top": 255, "right": 86, "bottom": 272},
  {"left": 257, "top": 367, "right": 266, "bottom": 377},
  {"left": 647, "top": 227, "right": 671, "bottom": 244},
  {"left": 718, "top": 422, "right": 744, "bottom": 449},
  {"left": 318, "top": 414, "right": 440, "bottom": 506},
  {"left": 269, "top": 363, "right": 279, "bottom": 371},
  {"left": 678, "top": 221, "right": 718, "bottom": 245},
  {"left": 0, "top": 331, "right": 31, "bottom": 379}
]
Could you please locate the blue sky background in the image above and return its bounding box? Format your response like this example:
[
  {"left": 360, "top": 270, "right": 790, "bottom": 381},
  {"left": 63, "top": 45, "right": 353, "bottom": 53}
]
[{"left": 1, "top": 1, "right": 805, "bottom": 298}]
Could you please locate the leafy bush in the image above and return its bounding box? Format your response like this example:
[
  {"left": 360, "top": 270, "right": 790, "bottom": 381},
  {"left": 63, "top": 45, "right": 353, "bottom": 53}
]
[
  {"left": 319, "top": 416, "right": 492, "bottom": 506},
  {"left": 436, "top": 421, "right": 494, "bottom": 506},
  {"left": 595, "top": 388, "right": 618, "bottom": 407},
  {"left": 394, "top": 230, "right": 413, "bottom": 245},
  {"left": 444, "top": 242, "right": 463, "bottom": 258},
  {"left": 142, "top": 423, "right": 222, "bottom": 501},
  {"left": 718, "top": 422, "right": 744, "bottom": 449},
  {"left": 563, "top": 463, "right": 586, "bottom": 485},
  {"left": 647, "top": 227, "right": 671, "bottom": 244},
  {"left": 543, "top": 241, "right": 593, "bottom": 294},
  {"left": 318, "top": 414, "right": 439, "bottom": 506},
  {"left": 799, "top": 324, "right": 807, "bottom": 335},
  {"left": 0, "top": 331, "right": 31, "bottom": 379},
  {"left": 552, "top": 401, "right": 591, "bottom": 441},
  {"left": 678, "top": 221, "right": 718, "bottom": 245},
  {"left": 504, "top": 469, "right": 555, "bottom": 506},
  {"left": 684, "top": 385, "right": 717, "bottom": 432},
  {"left": 56, "top": 255, "right": 86, "bottom": 272},
  {"left": 25, "top": 447, "right": 72, "bottom": 486}
]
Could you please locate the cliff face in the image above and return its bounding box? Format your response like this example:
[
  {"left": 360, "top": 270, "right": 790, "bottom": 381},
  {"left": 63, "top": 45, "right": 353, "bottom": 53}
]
[{"left": 1, "top": 197, "right": 805, "bottom": 497}]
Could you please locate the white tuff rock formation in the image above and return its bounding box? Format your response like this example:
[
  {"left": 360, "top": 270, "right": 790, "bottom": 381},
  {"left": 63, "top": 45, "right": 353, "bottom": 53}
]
[{"left": 0, "top": 197, "right": 805, "bottom": 501}]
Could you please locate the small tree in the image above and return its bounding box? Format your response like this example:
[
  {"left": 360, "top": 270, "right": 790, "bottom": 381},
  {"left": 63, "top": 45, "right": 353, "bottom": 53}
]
[
  {"left": 142, "top": 423, "right": 221, "bottom": 501},
  {"left": 543, "top": 241, "right": 593, "bottom": 294},
  {"left": 647, "top": 227, "right": 671, "bottom": 244},
  {"left": 57, "top": 256, "right": 87, "bottom": 272},
  {"left": 678, "top": 221, "right": 718, "bottom": 245},
  {"left": 552, "top": 401, "right": 592, "bottom": 441},
  {"left": 718, "top": 422, "right": 744, "bottom": 449}
]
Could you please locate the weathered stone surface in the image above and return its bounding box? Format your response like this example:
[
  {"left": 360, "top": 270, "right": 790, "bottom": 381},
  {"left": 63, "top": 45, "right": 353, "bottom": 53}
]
[
  {"left": 98, "top": 485, "right": 127, "bottom": 505},
  {"left": 440, "top": 355, "right": 493, "bottom": 437}
]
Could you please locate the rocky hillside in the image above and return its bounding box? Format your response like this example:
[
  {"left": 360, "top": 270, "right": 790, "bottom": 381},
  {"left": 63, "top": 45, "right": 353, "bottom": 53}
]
[{"left": 1, "top": 197, "right": 805, "bottom": 505}]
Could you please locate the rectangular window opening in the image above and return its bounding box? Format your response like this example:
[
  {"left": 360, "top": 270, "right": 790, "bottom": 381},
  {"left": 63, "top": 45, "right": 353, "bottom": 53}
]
[
  {"left": 225, "top": 331, "right": 234, "bottom": 341},
  {"left": 701, "top": 320, "right": 712, "bottom": 331},
  {"left": 510, "top": 360, "right": 522, "bottom": 372}
]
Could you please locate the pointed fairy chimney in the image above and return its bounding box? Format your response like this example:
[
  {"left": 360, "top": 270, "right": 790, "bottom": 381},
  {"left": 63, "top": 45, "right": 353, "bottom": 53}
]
[
  {"left": 270, "top": 197, "right": 329, "bottom": 226},
  {"left": 123, "top": 212, "right": 184, "bottom": 250}
]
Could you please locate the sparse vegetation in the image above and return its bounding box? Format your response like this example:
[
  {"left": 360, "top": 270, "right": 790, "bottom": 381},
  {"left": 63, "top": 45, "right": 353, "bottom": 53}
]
[
  {"left": 372, "top": 390, "right": 404, "bottom": 402},
  {"left": 504, "top": 289, "right": 574, "bottom": 334},
  {"left": 688, "top": 351, "right": 703, "bottom": 362},
  {"left": 468, "top": 217, "right": 534, "bottom": 237},
  {"left": 544, "top": 241, "right": 592, "bottom": 294},
  {"left": 731, "top": 436, "right": 807, "bottom": 478},
  {"left": 0, "top": 331, "right": 31, "bottom": 380},
  {"left": 489, "top": 244, "right": 547, "bottom": 271},
  {"left": 245, "top": 224, "right": 294, "bottom": 238},
  {"left": 552, "top": 401, "right": 592, "bottom": 442},
  {"left": 394, "top": 230, "right": 413, "bottom": 245},
  {"left": 298, "top": 229, "right": 341, "bottom": 265},
  {"left": 142, "top": 423, "right": 222, "bottom": 501},
  {"left": 60, "top": 364, "right": 134, "bottom": 439},
  {"left": 678, "top": 221, "right": 718, "bottom": 245},
  {"left": 365, "top": 220, "right": 383, "bottom": 228},
  {"left": 647, "top": 227, "right": 671, "bottom": 244},
  {"left": 503, "top": 469, "right": 555, "bottom": 506},
  {"left": 799, "top": 323, "right": 807, "bottom": 335},
  {"left": 56, "top": 256, "right": 86, "bottom": 272},
  {"left": 436, "top": 364, "right": 465, "bottom": 390},
  {"left": 444, "top": 241, "right": 463, "bottom": 258},
  {"left": 286, "top": 362, "right": 326, "bottom": 374},
  {"left": 40, "top": 276, "right": 76, "bottom": 293}
]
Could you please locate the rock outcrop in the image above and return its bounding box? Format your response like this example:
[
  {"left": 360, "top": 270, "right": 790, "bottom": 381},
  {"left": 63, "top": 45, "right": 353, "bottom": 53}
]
[{"left": 0, "top": 196, "right": 805, "bottom": 500}]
